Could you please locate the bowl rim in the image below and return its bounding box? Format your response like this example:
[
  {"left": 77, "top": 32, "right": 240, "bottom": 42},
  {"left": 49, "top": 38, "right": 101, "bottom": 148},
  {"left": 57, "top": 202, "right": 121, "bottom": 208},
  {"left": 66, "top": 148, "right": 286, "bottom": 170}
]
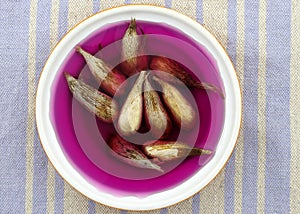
[{"left": 35, "top": 4, "right": 242, "bottom": 211}]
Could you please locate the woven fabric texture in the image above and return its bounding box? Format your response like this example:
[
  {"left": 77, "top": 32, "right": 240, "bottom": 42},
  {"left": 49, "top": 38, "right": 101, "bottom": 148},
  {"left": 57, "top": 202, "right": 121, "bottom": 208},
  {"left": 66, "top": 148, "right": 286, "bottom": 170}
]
[{"left": 1, "top": 0, "right": 299, "bottom": 213}]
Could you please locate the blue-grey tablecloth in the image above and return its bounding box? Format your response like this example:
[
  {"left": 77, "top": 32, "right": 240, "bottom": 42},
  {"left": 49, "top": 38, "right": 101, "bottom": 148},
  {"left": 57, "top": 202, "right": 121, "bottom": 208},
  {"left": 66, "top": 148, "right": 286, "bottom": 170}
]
[{"left": 1, "top": 0, "right": 299, "bottom": 213}]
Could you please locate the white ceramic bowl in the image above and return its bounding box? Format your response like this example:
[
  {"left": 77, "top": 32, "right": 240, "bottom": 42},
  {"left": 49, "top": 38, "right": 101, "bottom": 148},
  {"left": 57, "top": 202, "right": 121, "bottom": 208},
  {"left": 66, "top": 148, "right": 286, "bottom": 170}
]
[{"left": 36, "top": 5, "right": 241, "bottom": 211}]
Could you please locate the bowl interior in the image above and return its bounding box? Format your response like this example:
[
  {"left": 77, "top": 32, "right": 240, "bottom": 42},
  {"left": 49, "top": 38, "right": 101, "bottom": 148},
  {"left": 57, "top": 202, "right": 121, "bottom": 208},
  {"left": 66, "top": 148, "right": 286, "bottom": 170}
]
[{"left": 50, "top": 20, "right": 225, "bottom": 197}]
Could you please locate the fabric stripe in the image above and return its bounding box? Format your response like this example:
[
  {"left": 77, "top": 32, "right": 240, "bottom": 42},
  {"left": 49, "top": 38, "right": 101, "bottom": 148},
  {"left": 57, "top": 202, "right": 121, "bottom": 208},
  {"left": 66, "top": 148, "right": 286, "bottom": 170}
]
[
  {"left": 95, "top": 203, "right": 119, "bottom": 213},
  {"left": 256, "top": 0, "right": 267, "bottom": 213},
  {"left": 25, "top": 0, "right": 38, "bottom": 213},
  {"left": 192, "top": 194, "right": 200, "bottom": 214},
  {"left": 226, "top": 0, "right": 237, "bottom": 64},
  {"left": 47, "top": 171, "right": 58, "bottom": 213},
  {"left": 32, "top": 0, "right": 52, "bottom": 212},
  {"left": 165, "top": 0, "right": 172, "bottom": 8},
  {"left": 203, "top": 0, "right": 228, "bottom": 47},
  {"left": 67, "top": 0, "right": 94, "bottom": 30},
  {"left": 0, "top": 0, "right": 30, "bottom": 213},
  {"left": 63, "top": 183, "right": 89, "bottom": 213},
  {"left": 167, "top": 198, "right": 193, "bottom": 214},
  {"left": 88, "top": 200, "right": 95, "bottom": 214},
  {"left": 100, "top": 0, "right": 125, "bottom": 11},
  {"left": 93, "top": 0, "right": 101, "bottom": 13},
  {"left": 171, "top": 0, "right": 196, "bottom": 19},
  {"left": 233, "top": 0, "right": 245, "bottom": 213},
  {"left": 241, "top": 1, "right": 260, "bottom": 212},
  {"left": 58, "top": 0, "right": 69, "bottom": 40},
  {"left": 33, "top": 135, "right": 49, "bottom": 214},
  {"left": 199, "top": 1, "right": 228, "bottom": 213},
  {"left": 290, "top": 0, "right": 300, "bottom": 213},
  {"left": 196, "top": 0, "right": 203, "bottom": 23},
  {"left": 265, "top": 0, "right": 291, "bottom": 213},
  {"left": 54, "top": 172, "right": 65, "bottom": 213},
  {"left": 49, "top": 0, "right": 60, "bottom": 51},
  {"left": 34, "top": 0, "right": 52, "bottom": 82},
  {"left": 199, "top": 169, "right": 226, "bottom": 214},
  {"left": 46, "top": 1, "right": 60, "bottom": 213},
  {"left": 160, "top": 208, "right": 168, "bottom": 214},
  {"left": 223, "top": 0, "right": 237, "bottom": 213}
]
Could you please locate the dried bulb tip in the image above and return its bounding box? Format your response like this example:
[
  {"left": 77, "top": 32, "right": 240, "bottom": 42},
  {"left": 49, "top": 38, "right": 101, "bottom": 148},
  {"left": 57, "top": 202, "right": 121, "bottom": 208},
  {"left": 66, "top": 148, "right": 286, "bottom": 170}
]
[
  {"left": 75, "top": 45, "right": 83, "bottom": 53},
  {"left": 128, "top": 18, "right": 137, "bottom": 34},
  {"left": 64, "top": 72, "right": 72, "bottom": 81}
]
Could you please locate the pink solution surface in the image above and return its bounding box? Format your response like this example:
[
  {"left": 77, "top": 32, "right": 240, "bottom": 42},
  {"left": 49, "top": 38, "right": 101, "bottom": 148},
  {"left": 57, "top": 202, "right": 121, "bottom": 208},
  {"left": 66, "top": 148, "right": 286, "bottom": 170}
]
[{"left": 50, "top": 20, "right": 225, "bottom": 197}]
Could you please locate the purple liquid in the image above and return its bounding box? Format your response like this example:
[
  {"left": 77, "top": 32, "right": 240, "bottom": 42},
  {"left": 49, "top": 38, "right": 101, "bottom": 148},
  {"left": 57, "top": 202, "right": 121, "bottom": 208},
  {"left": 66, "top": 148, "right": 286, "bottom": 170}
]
[{"left": 51, "top": 21, "right": 225, "bottom": 197}]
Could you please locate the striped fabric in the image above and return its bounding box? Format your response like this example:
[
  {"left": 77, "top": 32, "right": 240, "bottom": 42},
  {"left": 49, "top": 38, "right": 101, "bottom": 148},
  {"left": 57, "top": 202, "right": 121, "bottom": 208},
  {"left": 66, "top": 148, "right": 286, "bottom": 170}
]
[{"left": 1, "top": 0, "right": 299, "bottom": 213}]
